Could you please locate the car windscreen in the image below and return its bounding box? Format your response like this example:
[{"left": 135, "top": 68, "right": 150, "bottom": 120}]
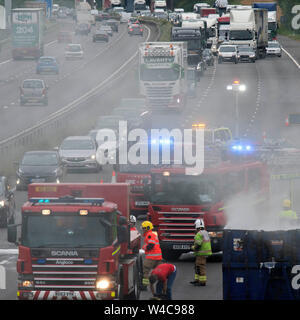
[
  {"left": 268, "top": 43, "right": 280, "bottom": 48},
  {"left": 22, "top": 214, "right": 111, "bottom": 248},
  {"left": 61, "top": 139, "right": 94, "bottom": 150},
  {"left": 22, "top": 153, "right": 58, "bottom": 166},
  {"left": 67, "top": 45, "right": 81, "bottom": 52},
  {"left": 23, "top": 80, "right": 44, "bottom": 88},
  {"left": 39, "top": 58, "right": 55, "bottom": 64},
  {"left": 219, "top": 46, "right": 235, "bottom": 52},
  {"left": 238, "top": 47, "right": 253, "bottom": 52}
]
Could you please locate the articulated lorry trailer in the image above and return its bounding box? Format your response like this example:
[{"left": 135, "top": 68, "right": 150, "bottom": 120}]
[
  {"left": 252, "top": 2, "right": 278, "bottom": 40},
  {"left": 8, "top": 183, "right": 142, "bottom": 300},
  {"left": 139, "top": 41, "right": 187, "bottom": 110},
  {"left": 11, "top": 8, "right": 44, "bottom": 60},
  {"left": 229, "top": 8, "right": 268, "bottom": 59}
]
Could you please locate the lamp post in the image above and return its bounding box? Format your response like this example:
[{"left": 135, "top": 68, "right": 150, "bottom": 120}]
[{"left": 226, "top": 79, "right": 246, "bottom": 138}]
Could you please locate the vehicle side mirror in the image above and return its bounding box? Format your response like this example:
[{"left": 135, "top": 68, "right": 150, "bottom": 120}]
[
  {"left": 7, "top": 224, "right": 17, "bottom": 244},
  {"left": 117, "top": 216, "right": 128, "bottom": 244}
]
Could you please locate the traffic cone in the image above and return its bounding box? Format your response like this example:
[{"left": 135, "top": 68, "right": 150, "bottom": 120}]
[
  {"left": 111, "top": 171, "right": 116, "bottom": 183},
  {"left": 285, "top": 117, "right": 289, "bottom": 127},
  {"left": 100, "top": 178, "right": 103, "bottom": 184}
]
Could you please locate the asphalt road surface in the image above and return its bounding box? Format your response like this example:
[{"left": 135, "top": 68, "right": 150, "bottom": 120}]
[{"left": 0, "top": 16, "right": 299, "bottom": 300}]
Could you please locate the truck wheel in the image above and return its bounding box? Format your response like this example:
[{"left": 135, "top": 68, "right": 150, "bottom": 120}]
[
  {"left": 117, "top": 268, "right": 124, "bottom": 300},
  {"left": 126, "top": 263, "right": 140, "bottom": 300}
]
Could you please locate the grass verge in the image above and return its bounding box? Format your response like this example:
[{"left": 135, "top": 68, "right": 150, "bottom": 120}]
[{"left": 278, "top": 26, "right": 300, "bottom": 42}]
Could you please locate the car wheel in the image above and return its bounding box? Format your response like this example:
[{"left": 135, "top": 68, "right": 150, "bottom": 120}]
[
  {"left": 278, "top": 54, "right": 281, "bottom": 57},
  {"left": 252, "top": 59, "right": 255, "bottom": 63}
]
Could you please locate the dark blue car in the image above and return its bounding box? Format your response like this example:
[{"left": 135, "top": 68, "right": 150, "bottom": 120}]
[{"left": 36, "top": 56, "right": 59, "bottom": 74}]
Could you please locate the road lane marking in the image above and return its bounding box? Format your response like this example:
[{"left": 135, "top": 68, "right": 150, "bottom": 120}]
[
  {"left": 0, "top": 59, "right": 11, "bottom": 66},
  {"left": 282, "top": 47, "right": 300, "bottom": 70},
  {"left": 0, "top": 249, "right": 18, "bottom": 255}
]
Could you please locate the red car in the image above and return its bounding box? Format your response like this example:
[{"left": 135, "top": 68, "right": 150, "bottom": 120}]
[{"left": 128, "top": 24, "right": 143, "bottom": 36}]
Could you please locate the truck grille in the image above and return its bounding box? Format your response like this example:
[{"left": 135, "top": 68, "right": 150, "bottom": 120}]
[
  {"left": 158, "top": 211, "right": 203, "bottom": 241},
  {"left": 32, "top": 258, "right": 98, "bottom": 290},
  {"left": 145, "top": 86, "right": 173, "bottom": 108}
]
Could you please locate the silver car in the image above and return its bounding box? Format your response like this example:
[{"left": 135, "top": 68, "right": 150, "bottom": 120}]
[
  {"left": 266, "top": 41, "right": 282, "bottom": 57},
  {"left": 65, "top": 43, "right": 84, "bottom": 60},
  {"left": 59, "top": 136, "right": 101, "bottom": 172},
  {"left": 20, "top": 79, "right": 48, "bottom": 106},
  {"left": 99, "top": 25, "right": 113, "bottom": 36}
]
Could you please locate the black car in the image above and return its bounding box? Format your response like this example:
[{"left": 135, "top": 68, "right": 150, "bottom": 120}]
[
  {"left": 75, "top": 23, "right": 90, "bottom": 35},
  {"left": 16, "top": 151, "right": 65, "bottom": 191},
  {"left": 93, "top": 30, "right": 109, "bottom": 42},
  {"left": 203, "top": 49, "right": 214, "bottom": 67},
  {"left": 0, "top": 176, "right": 15, "bottom": 227},
  {"left": 103, "top": 19, "right": 119, "bottom": 32}
]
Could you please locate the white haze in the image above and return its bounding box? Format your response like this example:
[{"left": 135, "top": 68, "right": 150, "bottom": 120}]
[{"left": 224, "top": 191, "right": 299, "bottom": 231}]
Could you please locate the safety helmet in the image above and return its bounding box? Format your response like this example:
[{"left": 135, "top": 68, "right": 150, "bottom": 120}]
[
  {"left": 195, "top": 218, "right": 205, "bottom": 229},
  {"left": 141, "top": 221, "right": 153, "bottom": 231},
  {"left": 283, "top": 199, "right": 291, "bottom": 208},
  {"left": 130, "top": 215, "right": 136, "bottom": 224}
]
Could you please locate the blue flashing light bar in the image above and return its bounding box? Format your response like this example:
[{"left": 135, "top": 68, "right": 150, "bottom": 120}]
[
  {"left": 231, "top": 144, "right": 253, "bottom": 152},
  {"left": 29, "top": 197, "right": 105, "bottom": 206}
]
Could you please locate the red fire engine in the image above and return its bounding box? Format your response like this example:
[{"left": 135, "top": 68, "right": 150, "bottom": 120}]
[
  {"left": 146, "top": 159, "right": 269, "bottom": 260},
  {"left": 8, "top": 183, "right": 142, "bottom": 300}
]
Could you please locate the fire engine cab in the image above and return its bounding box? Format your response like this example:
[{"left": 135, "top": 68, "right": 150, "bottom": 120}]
[{"left": 8, "top": 183, "right": 142, "bottom": 300}]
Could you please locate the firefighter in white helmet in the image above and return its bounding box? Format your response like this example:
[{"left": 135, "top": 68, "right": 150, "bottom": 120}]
[
  {"left": 129, "top": 215, "right": 137, "bottom": 231},
  {"left": 190, "top": 218, "right": 212, "bottom": 286}
]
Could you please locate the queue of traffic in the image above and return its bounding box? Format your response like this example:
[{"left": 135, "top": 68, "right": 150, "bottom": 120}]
[{"left": 1, "top": 0, "right": 299, "bottom": 301}]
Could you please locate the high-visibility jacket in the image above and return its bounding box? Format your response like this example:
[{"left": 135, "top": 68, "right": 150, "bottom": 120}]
[
  {"left": 142, "top": 230, "right": 162, "bottom": 260},
  {"left": 193, "top": 230, "right": 212, "bottom": 257},
  {"left": 279, "top": 209, "right": 297, "bottom": 220}
]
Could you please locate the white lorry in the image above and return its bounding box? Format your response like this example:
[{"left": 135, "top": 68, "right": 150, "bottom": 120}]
[
  {"left": 154, "top": 0, "right": 167, "bottom": 11},
  {"left": 228, "top": 8, "right": 268, "bottom": 59},
  {"left": 139, "top": 42, "right": 187, "bottom": 110},
  {"left": 76, "top": 1, "right": 95, "bottom": 25}
]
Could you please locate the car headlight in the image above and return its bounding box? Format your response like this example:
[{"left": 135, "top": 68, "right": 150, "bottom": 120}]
[
  {"left": 0, "top": 200, "right": 5, "bottom": 207},
  {"left": 91, "top": 154, "right": 96, "bottom": 160},
  {"left": 96, "top": 278, "right": 113, "bottom": 290}
]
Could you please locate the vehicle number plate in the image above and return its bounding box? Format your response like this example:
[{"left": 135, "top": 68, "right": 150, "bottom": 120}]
[
  {"left": 54, "top": 291, "right": 75, "bottom": 298},
  {"left": 173, "top": 244, "right": 190, "bottom": 250},
  {"left": 31, "top": 178, "right": 45, "bottom": 182},
  {"left": 135, "top": 201, "right": 149, "bottom": 206}
]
